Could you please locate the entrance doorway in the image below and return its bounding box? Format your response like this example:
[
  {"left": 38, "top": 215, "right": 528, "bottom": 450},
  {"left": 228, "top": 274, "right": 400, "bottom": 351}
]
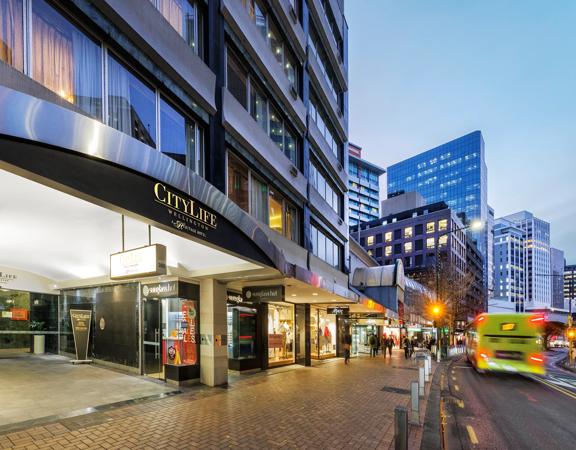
[
  {"left": 142, "top": 298, "right": 163, "bottom": 380},
  {"left": 352, "top": 324, "right": 379, "bottom": 356}
]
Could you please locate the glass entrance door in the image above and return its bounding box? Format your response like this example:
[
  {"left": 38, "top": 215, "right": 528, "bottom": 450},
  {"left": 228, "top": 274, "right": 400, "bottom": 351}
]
[{"left": 143, "top": 298, "right": 163, "bottom": 379}]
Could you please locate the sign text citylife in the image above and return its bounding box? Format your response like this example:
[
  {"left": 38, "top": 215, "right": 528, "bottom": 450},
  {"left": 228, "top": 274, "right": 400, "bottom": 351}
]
[{"left": 154, "top": 183, "right": 217, "bottom": 237}]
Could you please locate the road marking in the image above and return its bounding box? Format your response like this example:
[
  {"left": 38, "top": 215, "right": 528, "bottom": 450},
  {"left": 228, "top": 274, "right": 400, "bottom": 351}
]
[
  {"left": 466, "top": 425, "right": 479, "bottom": 445},
  {"left": 454, "top": 385, "right": 460, "bottom": 392},
  {"left": 456, "top": 399, "right": 464, "bottom": 408},
  {"left": 451, "top": 376, "right": 456, "bottom": 381},
  {"left": 532, "top": 376, "right": 576, "bottom": 400}
]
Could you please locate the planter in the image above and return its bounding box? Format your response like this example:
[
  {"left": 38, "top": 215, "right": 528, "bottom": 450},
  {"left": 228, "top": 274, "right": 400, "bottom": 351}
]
[{"left": 33, "top": 335, "right": 45, "bottom": 354}]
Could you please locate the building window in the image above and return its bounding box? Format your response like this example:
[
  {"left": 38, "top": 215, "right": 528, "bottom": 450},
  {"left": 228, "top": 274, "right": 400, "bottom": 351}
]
[
  {"left": 159, "top": 98, "right": 203, "bottom": 174},
  {"left": 438, "top": 219, "right": 448, "bottom": 232},
  {"left": 250, "top": 80, "right": 268, "bottom": 132},
  {"left": 385, "top": 246, "right": 392, "bottom": 257},
  {"left": 404, "top": 227, "right": 413, "bottom": 238},
  {"left": 226, "top": 50, "right": 248, "bottom": 108},
  {"left": 152, "top": 0, "right": 204, "bottom": 57},
  {"left": 309, "top": 159, "right": 341, "bottom": 215},
  {"left": 309, "top": 93, "right": 341, "bottom": 160},
  {"left": 366, "top": 236, "right": 374, "bottom": 246},
  {"left": 32, "top": 0, "right": 103, "bottom": 119},
  {"left": 404, "top": 242, "right": 413, "bottom": 253},
  {"left": 0, "top": 0, "right": 24, "bottom": 72},
  {"left": 426, "top": 221, "right": 435, "bottom": 234},
  {"left": 250, "top": 175, "right": 268, "bottom": 224},
  {"left": 394, "top": 229, "right": 401, "bottom": 240},
  {"left": 268, "top": 188, "right": 284, "bottom": 234},
  {"left": 439, "top": 235, "right": 448, "bottom": 247},
  {"left": 415, "top": 224, "right": 423, "bottom": 235},
  {"left": 385, "top": 231, "right": 392, "bottom": 242},
  {"left": 227, "top": 154, "right": 249, "bottom": 212},
  {"left": 426, "top": 237, "right": 435, "bottom": 249},
  {"left": 415, "top": 239, "right": 423, "bottom": 251},
  {"left": 394, "top": 244, "right": 401, "bottom": 254},
  {"left": 107, "top": 54, "right": 156, "bottom": 147},
  {"left": 311, "top": 223, "right": 341, "bottom": 269}
]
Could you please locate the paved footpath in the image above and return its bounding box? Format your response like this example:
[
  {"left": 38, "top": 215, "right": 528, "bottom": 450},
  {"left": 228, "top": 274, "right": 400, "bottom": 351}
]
[{"left": 0, "top": 351, "right": 436, "bottom": 450}]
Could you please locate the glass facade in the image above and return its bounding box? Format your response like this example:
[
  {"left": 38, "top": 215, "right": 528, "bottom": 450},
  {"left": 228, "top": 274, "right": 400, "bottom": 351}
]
[
  {"left": 387, "top": 131, "right": 488, "bottom": 273},
  {"left": 348, "top": 152, "right": 384, "bottom": 226},
  {"left": 310, "top": 307, "right": 336, "bottom": 359},
  {"left": 267, "top": 302, "right": 294, "bottom": 366}
]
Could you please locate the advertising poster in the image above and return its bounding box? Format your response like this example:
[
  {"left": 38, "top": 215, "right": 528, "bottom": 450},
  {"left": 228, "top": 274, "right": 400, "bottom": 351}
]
[
  {"left": 70, "top": 309, "right": 92, "bottom": 361},
  {"left": 181, "top": 300, "right": 198, "bottom": 365}
]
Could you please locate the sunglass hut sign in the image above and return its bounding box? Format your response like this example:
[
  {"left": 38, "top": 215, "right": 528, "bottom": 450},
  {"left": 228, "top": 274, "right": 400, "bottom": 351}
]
[{"left": 154, "top": 183, "right": 217, "bottom": 239}]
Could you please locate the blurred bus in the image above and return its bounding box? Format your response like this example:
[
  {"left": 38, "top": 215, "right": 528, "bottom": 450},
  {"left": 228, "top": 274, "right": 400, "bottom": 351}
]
[{"left": 466, "top": 313, "right": 546, "bottom": 375}]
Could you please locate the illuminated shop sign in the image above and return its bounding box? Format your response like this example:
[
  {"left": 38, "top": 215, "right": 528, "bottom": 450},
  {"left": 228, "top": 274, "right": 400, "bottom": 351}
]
[
  {"left": 242, "top": 286, "right": 284, "bottom": 303},
  {"left": 327, "top": 307, "right": 349, "bottom": 315},
  {"left": 0, "top": 271, "right": 17, "bottom": 287},
  {"left": 110, "top": 244, "right": 167, "bottom": 280}
]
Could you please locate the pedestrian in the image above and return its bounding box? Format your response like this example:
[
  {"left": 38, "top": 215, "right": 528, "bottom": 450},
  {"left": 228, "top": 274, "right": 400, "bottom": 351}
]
[
  {"left": 430, "top": 336, "right": 437, "bottom": 358},
  {"left": 403, "top": 336, "right": 411, "bottom": 359},
  {"left": 344, "top": 333, "right": 352, "bottom": 364},
  {"left": 386, "top": 336, "right": 394, "bottom": 357},
  {"left": 369, "top": 333, "right": 378, "bottom": 358},
  {"left": 410, "top": 337, "right": 418, "bottom": 357}
]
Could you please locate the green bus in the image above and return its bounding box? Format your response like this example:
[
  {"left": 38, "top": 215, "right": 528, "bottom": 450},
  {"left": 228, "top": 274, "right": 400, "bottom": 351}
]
[{"left": 466, "top": 313, "right": 546, "bottom": 375}]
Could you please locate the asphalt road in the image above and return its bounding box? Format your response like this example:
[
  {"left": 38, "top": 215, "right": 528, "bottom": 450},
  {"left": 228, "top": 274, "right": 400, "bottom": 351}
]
[{"left": 443, "top": 350, "right": 576, "bottom": 449}]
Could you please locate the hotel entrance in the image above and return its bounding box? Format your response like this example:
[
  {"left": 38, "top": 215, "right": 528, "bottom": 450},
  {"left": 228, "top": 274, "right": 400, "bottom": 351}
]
[{"left": 142, "top": 297, "right": 163, "bottom": 379}]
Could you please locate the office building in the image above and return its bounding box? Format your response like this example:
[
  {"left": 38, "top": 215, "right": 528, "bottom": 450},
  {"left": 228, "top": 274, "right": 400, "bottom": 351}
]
[
  {"left": 0, "top": 0, "right": 387, "bottom": 385},
  {"left": 348, "top": 142, "right": 385, "bottom": 225},
  {"left": 551, "top": 248, "right": 565, "bottom": 309},
  {"left": 350, "top": 201, "right": 467, "bottom": 280},
  {"left": 499, "top": 211, "right": 551, "bottom": 310},
  {"left": 386, "top": 131, "right": 490, "bottom": 290},
  {"left": 564, "top": 264, "right": 576, "bottom": 310},
  {"left": 493, "top": 218, "right": 526, "bottom": 311}
]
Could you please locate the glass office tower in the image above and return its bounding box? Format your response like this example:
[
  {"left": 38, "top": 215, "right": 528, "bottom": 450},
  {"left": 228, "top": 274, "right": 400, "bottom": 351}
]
[{"left": 387, "top": 131, "right": 489, "bottom": 287}]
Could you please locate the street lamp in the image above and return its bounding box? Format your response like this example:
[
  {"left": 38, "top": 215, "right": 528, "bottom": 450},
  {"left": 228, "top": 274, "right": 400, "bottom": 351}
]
[{"left": 434, "top": 219, "right": 485, "bottom": 359}]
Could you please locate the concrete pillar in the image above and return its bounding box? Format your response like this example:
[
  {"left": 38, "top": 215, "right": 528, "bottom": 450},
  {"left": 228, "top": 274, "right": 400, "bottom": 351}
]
[{"left": 199, "top": 278, "right": 228, "bottom": 386}]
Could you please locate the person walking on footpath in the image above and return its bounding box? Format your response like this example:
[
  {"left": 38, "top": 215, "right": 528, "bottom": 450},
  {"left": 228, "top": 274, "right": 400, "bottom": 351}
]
[
  {"left": 344, "top": 333, "right": 352, "bottom": 364},
  {"left": 369, "top": 333, "right": 378, "bottom": 357},
  {"left": 386, "top": 336, "right": 394, "bottom": 357},
  {"left": 403, "top": 336, "right": 411, "bottom": 359}
]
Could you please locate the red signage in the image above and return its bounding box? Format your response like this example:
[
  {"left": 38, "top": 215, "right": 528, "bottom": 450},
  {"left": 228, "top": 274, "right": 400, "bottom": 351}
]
[
  {"left": 11, "top": 308, "right": 28, "bottom": 321},
  {"left": 181, "top": 300, "right": 198, "bottom": 365}
]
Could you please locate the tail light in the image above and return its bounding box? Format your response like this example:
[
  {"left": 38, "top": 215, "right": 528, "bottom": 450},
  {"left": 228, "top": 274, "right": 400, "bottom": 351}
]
[
  {"left": 477, "top": 314, "right": 487, "bottom": 325},
  {"left": 479, "top": 349, "right": 491, "bottom": 360},
  {"left": 529, "top": 354, "right": 545, "bottom": 364},
  {"left": 529, "top": 315, "right": 545, "bottom": 324}
]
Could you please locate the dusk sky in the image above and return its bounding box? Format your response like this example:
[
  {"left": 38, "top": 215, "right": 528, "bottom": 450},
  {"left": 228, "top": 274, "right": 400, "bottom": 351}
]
[{"left": 345, "top": 1, "right": 576, "bottom": 262}]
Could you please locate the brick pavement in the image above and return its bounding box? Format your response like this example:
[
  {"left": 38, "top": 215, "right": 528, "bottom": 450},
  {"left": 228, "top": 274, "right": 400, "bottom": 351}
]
[{"left": 0, "top": 350, "right": 436, "bottom": 449}]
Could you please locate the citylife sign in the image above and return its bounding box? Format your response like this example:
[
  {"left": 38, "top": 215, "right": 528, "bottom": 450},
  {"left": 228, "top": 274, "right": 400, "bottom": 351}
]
[
  {"left": 0, "top": 271, "right": 17, "bottom": 288},
  {"left": 110, "top": 244, "right": 167, "bottom": 280},
  {"left": 154, "top": 183, "right": 217, "bottom": 238},
  {"left": 242, "top": 286, "right": 284, "bottom": 303}
]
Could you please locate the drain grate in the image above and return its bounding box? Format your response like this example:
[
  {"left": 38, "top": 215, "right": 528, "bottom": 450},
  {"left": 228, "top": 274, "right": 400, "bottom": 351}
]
[{"left": 381, "top": 386, "right": 410, "bottom": 395}]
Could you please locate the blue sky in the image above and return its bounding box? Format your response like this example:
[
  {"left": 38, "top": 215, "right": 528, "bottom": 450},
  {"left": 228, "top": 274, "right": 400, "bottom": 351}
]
[{"left": 345, "top": 1, "right": 576, "bottom": 262}]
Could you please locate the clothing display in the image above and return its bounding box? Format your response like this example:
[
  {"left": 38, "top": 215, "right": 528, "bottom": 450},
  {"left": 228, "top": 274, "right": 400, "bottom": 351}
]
[{"left": 311, "top": 308, "right": 336, "bottom": 359}]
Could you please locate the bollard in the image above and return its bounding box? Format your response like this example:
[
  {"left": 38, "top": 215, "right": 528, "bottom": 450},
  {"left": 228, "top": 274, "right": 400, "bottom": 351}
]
[
  {"left": 418, "top": 366, "right": 425, "bottom": 397},
  {"left": 394, "top": 405, "right": 408, "bottom": 450},
  {"left": 426, "top": 356, "right": 431, "bottom": 381},
  {"left": 410, "top": 381, "right": 419, "bottom": 424},
  {"left": 424, "top": 358, "right": 430, "bottom": 383}
]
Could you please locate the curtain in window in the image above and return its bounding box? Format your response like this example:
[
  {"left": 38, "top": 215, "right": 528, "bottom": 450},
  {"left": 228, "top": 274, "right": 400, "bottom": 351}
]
[
  {"left": 107, "top": 56, "right": 131, "bottom": 136},
  {"left": 32, "top": 12, "right": 74, "bottom": 103},
  {"left": 0, "top": 0, "right": 24, "bottom": 71},
  {"left": 159, "top": 0, "right": 184, "bottom": 36},
  {"left": 250, "top": 177, "right": 268, "bottom": 224},
  {"left": 72, "top": 31, "right": 102, "bottom": 118}
]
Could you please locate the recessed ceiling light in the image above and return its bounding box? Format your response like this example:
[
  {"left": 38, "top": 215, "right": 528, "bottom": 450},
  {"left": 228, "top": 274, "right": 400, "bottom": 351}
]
[
  {"left": 291, "top": 294, "right": 297, "bottom": 297},
  {"left": 312, "top": 293, "right": 318, "bottom": 296}
]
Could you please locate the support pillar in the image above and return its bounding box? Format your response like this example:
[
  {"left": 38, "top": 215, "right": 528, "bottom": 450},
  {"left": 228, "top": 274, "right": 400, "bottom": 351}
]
[{"left": 200, "top": 278, "right": 228, "bottom": 386}]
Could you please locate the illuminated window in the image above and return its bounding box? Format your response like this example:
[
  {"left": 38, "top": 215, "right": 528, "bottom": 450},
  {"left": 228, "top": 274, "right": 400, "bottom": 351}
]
[
  {"left": 439, "top": 235, "right": 448, "bottom": 246},
  {"left": 404, "top": 227, "right": 413, "bottom": 238},
  {"left": 385, "top": 246, "right": 392, "bottom": 256},
  {"left": 426, "top": 237, "right": 435, "bottom": 249},
  {"left": 426, "top": 222, "right": 435, "bottom": 234},
  {"left": 367, "top": 235, "right": 374, "bottom": 246},
  {"left": 268, "top": 188, "right": 284, "bottom": 234},
  {"left": 404, "top": 242, "right": 413, "bottom": 253},
  {"left": 385, "top": 231, "right": 392, "bottom": 242},
  {"left": 438, "top": 219, "right": 448, "bottom": 231}
]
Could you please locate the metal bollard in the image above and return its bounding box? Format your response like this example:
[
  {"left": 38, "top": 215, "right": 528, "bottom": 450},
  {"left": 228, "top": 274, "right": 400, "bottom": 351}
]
[
  {"left": 394, "top": 405, "right": 408, "bottom": 450},
  {"left": 425, "top": 356, "right": 431, "bottom": 381},
  {"left": 410, "top": 381, "right": 419, "bottom": 424},
  {"left": 424, "top": 359, "right": 430, "bottom": 382},
  {"left": 418, "top": 366, "right": 425, "bottom": 397}
]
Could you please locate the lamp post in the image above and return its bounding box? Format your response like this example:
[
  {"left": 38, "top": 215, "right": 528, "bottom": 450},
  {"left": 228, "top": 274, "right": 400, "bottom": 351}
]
[{"left": 434, "top": 219, "right": 484, "bottom": 359}]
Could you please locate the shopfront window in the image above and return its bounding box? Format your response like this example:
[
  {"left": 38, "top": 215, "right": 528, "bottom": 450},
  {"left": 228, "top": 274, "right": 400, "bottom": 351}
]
[
  {"left": 227, "top": 305, "right": 257, "bottom": 360},
  {"left": 268, "top": 302, "right": 294, "bottom": 366},
  {"left": 227, "top": 154, "right": 249, "bottom": 212},
  {"left": 0, "top": 0, "right": 24, "bottom": 72},
  {"left": 107, "top": 55, "right": 156, "bottom": 147},
  {"left": 162, "top": 298, "right": 199, "bottom": 367},
  {"left": 32, "top": 0, "right": 102, "bottom": 119},
  {"left": 310, "top": 308, "right": 336, "bottom": 359}
]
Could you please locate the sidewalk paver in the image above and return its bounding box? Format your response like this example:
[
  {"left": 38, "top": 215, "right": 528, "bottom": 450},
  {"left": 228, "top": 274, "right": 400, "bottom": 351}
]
[{"left": 0, "top": 350, "right": 437, "bottom": 449}]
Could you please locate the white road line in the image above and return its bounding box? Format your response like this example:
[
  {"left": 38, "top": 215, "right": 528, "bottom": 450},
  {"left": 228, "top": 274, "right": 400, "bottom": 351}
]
[{"left": 467, "top": 425, "right": 479, "bottom": 445}]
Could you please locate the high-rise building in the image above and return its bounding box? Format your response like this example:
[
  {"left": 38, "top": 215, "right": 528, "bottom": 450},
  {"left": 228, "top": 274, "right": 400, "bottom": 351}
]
[
  {"left": 551, "top": 248, "right": 565, "bottom": 309},
  {"left": 493, "top": 218, "right": 526, "bottom": 311},
  {"left": 487, "top": 205, "right": 495, "bottom": 296},
  {"left": 348, "top": 142, "right": 385, "bottom": 226},
  {"left": 564, "top": 264, "right": 576, "bottom": 311},
  {"left": 386, "top": 131, "right": 490, "bottom": 290},
  {"left": 0, "top": 0, "right": 362, "bottom": 383},
  {"left": 499, "top": 211, "right": 551, "bottom": 310}
]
